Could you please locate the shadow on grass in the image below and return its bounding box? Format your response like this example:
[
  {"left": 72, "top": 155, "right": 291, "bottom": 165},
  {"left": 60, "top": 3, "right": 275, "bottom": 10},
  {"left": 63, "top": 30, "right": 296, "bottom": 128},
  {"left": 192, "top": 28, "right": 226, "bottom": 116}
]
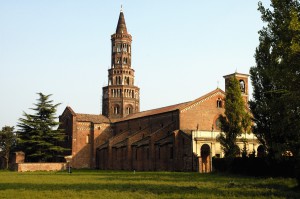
[
  {"left": 1, "top": 171, "right": 300, "bottom": 198},
  {"left": 0, "top": 181, "right": 299, "bottom": 198},
  {"left": 0, "top": 182, "right": 203, "bottom": 195}
]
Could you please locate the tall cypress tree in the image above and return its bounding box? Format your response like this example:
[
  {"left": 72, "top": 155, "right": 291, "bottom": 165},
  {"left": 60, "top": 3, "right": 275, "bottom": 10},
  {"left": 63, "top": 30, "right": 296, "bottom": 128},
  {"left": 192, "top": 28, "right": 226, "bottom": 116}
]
[
  {"left": 17, "top": 93, "right": 67, "bottom": 162},
  {"left": 217, "top": 76, "right": 251, "bottom": 157},
  {"left": 250, "top": 0, "right": 300, "bottom": 158}
]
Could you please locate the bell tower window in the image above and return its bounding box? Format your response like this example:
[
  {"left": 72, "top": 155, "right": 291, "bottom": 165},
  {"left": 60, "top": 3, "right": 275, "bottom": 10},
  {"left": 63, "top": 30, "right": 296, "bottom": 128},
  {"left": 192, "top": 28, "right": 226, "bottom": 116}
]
[
  {"left": 117, "top": 44, "right": 121, "bottom": 52},
  {"left": 114, "top": 105, "right": 120, "bottom": 115},
  {"left": 126, "top": 106, "right": 132, "bottom": 114},
  {"left": 239, "top": 80, "right": 245, "bottom": 93}
]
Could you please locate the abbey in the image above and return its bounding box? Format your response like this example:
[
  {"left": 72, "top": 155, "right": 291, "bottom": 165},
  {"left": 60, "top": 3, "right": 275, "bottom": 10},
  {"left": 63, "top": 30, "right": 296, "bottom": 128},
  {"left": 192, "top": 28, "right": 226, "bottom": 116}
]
[{"left": 59, "top": 10, "right": 259, "bottom": 172}]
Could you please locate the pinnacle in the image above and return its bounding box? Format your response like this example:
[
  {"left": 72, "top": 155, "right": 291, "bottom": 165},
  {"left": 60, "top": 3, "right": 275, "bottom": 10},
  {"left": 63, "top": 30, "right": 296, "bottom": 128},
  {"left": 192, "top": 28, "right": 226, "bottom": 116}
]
[{"left": 116, "top": 10, "right": 127, "bottom": 34}]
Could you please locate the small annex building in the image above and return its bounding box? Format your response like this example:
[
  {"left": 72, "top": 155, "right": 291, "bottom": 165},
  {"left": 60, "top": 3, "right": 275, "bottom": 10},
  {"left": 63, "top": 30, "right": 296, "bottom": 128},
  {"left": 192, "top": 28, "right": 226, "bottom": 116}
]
[{"left": 59, "top": 9, "right": 260, "bottom": 172}]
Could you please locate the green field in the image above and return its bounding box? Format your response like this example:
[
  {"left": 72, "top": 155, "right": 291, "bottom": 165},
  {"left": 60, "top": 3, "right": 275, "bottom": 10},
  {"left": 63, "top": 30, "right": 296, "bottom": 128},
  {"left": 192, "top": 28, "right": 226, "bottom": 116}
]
[{"left": 0, "top": 170, "right": 299, "bottom": 199}]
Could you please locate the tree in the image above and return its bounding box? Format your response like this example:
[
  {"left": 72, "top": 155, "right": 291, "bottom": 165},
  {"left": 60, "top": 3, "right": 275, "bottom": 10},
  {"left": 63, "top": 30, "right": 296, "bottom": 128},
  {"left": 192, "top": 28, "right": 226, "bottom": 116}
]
[
  {"left": 217, "top": 76, "right": 251, "bottom": 157},
  {"left": 17, "top": 93, "right": 67, "bottom": 162},
  {"left": 250, "top": 0, "right": 300, "bottom": 158},
  {"left": 0, "top": 126, "right": 16, "bottom": 169}
]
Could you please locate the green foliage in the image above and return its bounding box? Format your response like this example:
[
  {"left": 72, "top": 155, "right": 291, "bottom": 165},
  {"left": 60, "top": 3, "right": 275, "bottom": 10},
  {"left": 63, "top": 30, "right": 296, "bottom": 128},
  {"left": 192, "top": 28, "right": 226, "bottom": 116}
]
[
  {"left": 0, "top": 126, "right": 16, "bottom": 169},
  {"left": 217, "top": 76, "right": 251, "bottom": 158},
  {"left": 250, "top": 0, "right": 300, "bottom": 158},
  {"left": 0, "top": 170, "right": 299, "bottom": 199},
  {"left": 17, "top": 93, "right": 67, "bottom": 162}
]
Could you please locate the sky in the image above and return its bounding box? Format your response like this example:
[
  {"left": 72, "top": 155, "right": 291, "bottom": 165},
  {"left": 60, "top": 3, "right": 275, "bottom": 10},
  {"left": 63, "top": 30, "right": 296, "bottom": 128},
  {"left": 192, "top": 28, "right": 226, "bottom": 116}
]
[{"left": 0, "top": 0, "right": 272, "bottom": 128}]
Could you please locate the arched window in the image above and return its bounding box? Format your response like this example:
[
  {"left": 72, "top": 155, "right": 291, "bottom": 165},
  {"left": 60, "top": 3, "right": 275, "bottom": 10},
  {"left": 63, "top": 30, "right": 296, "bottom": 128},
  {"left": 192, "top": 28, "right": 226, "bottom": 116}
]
[
  {"left": 126, "top": 105, "right": 133, "bottom": 115},
  {"left": 217, "top": 98, "right": 222, "bottom": 108},
  {"left": 114, "top": 105, "right": 120, "bottom": 115}
]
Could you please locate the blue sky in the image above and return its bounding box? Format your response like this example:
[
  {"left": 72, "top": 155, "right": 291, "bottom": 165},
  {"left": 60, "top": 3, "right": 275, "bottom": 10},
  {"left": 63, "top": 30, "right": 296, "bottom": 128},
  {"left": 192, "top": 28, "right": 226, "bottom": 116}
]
[{"left": 0, "top": 0, "right": 271, "bottom": 128}]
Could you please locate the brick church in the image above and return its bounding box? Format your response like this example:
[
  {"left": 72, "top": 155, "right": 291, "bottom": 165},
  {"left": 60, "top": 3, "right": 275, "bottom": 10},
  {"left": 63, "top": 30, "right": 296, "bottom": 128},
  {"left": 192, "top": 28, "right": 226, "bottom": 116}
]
[{"left": 59, "top": 10, "right": 259, "bottom": 172}]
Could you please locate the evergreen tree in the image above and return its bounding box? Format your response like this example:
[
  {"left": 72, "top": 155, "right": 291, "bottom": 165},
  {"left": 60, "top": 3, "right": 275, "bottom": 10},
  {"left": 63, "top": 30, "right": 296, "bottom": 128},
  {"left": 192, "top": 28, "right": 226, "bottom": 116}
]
[
  {"left": 17, "top": 93, "right": 67, "bottom": 162},
  {"left": 217, "top": 76, "right": 251, "bottom": 157},
  {"left": 250, "top": 0, "right": 300, "bottom": 158},
  {"left": 0, "top": 126, "right": 16, "bottom": 169}
]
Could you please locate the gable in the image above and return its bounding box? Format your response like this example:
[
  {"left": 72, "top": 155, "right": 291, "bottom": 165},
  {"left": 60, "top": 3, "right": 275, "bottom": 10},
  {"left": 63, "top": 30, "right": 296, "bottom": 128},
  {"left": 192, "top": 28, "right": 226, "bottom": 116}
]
[
  {"left": 179, "top": 89, "right": 225, "bottom": 131},
  {"left": 60, "top": 106, "right": 76, "bottom": 118},
  {"left": 180, "top": 88, "right": 225, "bottom": 113}
]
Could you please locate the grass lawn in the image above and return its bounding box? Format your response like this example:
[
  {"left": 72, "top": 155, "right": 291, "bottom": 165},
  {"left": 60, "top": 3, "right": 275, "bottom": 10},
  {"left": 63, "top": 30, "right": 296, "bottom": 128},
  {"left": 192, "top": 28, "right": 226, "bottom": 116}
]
[{"left": 0, "top": 170, "right": 299, "bottom": 199}]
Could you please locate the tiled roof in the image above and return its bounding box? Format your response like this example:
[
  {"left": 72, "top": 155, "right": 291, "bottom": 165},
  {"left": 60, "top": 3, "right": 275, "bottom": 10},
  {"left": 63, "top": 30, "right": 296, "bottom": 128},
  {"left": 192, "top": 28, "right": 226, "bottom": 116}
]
[
  {"left": 115, "top": 101, "right": 190, "bottom": 123},
  {"left": 115, "top": 88, "right": 225, "bottom": 123},
  {"left": 76, "top": 114, "right": 110, "bottom": 123}
]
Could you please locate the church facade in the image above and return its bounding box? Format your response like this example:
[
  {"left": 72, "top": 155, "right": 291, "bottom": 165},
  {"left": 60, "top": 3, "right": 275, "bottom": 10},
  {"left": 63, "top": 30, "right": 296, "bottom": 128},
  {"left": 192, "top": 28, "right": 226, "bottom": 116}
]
[{"left": 59, "top": 10, "right": 260, "bottom": 172}]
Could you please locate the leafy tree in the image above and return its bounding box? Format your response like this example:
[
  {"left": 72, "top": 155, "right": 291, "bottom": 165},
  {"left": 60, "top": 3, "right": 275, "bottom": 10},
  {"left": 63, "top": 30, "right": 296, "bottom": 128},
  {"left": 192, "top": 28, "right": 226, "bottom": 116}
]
[
  {"left": 250, "top": 0, "right": 300, "bottom": 158},
  {"left": 17, "top": 93, "right": 67, "bottom": 162},
  {"left": 0, "top": 126, "right": 16, "bottom": 169},
  {"left": 217, "top": 76, "right": 251, "bottom": 157}
]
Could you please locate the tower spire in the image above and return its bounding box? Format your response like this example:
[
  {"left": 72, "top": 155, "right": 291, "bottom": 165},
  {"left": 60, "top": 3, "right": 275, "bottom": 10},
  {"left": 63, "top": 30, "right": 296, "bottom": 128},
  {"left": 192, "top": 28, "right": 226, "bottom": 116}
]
[{"left": 116, "top": 7, "right": 127, "bottom": 34}]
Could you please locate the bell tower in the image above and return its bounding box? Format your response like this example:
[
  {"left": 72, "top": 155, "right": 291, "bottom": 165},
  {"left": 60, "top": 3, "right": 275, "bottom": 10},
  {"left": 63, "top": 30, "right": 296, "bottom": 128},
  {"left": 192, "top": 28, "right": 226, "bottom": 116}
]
[
  {"left": 102, "top": 8, "right": 140, "bottom": 119},
  {"left": 223, "top": 72, "right": 249, "bottom": 104}
]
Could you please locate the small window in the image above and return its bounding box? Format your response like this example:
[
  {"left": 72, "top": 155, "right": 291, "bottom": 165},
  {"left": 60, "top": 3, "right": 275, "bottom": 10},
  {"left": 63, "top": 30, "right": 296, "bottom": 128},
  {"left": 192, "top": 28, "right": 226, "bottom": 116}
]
[
  {"left": 86, "top": 134, "right": 90, "bottom": 144},
  {"left": 217, "top": 98, "right": 222, "bottom": 108}
]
